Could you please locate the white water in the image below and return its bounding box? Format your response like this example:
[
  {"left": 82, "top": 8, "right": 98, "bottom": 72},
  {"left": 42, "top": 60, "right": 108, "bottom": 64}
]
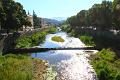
[{"left": 31, "top": 32, "right": 98, "bottom": 80}]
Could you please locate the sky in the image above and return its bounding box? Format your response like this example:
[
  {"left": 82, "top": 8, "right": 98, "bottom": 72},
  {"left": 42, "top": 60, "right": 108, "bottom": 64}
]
[{"left": 16, "top": 0, "right": 112, "bottom": 18}]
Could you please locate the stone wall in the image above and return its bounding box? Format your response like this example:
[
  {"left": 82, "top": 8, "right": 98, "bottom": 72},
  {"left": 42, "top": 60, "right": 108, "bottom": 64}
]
[{"left": 0, "top": 33, "right": 21, "bottom": 54}]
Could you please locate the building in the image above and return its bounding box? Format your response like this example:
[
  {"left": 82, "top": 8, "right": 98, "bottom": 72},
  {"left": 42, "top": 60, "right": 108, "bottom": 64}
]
[
  {"left": 41, "top": 18, "right": 48, "bottom": 28},
  {"left": 23, "top": 14, "right": 34, "bottom": 31}
]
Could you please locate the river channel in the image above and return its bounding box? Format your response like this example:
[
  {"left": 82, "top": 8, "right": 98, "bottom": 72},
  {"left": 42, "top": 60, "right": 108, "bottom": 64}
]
[{"left": 31, "top": 32, "right": 97, "bottom": 80}]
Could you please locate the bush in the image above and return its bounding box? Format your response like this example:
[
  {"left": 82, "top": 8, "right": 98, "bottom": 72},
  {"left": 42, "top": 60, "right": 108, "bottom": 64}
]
[
  {"left": 51, "top": 36, "right": 65, "bottom": 42},
  {"left": 47, "top": 27, "right": 58, "bottom": 33},
  {"left": 115, "top": 74, "right": 120, "bottom": 80},
  {"left": 16, "top": 36, "right": 32, "bottom": 48},
  {"left": 31, "top": 32, "right": 47, "bottom": 46},
  {"left": 16, "top": 27, "right": 58, "bottom": 48},
  {"left": 91, "top": 49, "right": 120, "bottom": 80},
  {"left": 80, "top": 36, "right": 95, "bottom": 46},
  {"left": 99, "top": 69, "right": 108, "bottom": 80},
  {"left": 16, "top": 32, "right": 47, "bottom": 48}
]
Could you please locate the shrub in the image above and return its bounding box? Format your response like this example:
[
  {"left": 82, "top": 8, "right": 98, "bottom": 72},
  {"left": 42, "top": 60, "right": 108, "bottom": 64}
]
[
  {"left": 31, "top": 32, "right": 47, "bottom": 46},
  {"left": 91, "top": 49, "right": 120, "bottom": 80},
  {"left": 47, "top": 27, "right": 58, "bottom": 33},
  {"left": 115, "top": 74, "right": 120, "bottom": 80},
  {"left": 51, "top": 36, "right": 65, "bottom": 42},
  {"left": 16, "top": 36, "right": 32, "bottom": 48},
  {"left": 99, "top": 69, "right": 108, "bottom": 80},
  {"left": 80, "top": 36, "right": 95, "bottom": 46},
  {"left": 16, "top": 32, "right": 47, "bottom": 48}
]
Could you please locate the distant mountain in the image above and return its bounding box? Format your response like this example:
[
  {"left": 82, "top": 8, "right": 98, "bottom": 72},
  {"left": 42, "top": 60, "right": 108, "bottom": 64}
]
[
  {"left": 43, "top": 18, "right": 63, "bottom": 26},
  {"left": 51, "top": 17, "right": 67, "bottom": 21}
]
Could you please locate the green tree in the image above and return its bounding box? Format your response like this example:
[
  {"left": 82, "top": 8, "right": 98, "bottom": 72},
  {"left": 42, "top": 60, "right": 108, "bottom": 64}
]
[
  {"left": 113, "top": 0, "right": 120, "bottom": 29},
  {"left": 33, "top": 10, "right": 41, "bottom": 28},
  {"left": 0, "top": 0, "right": 31, "bottom": 32}
]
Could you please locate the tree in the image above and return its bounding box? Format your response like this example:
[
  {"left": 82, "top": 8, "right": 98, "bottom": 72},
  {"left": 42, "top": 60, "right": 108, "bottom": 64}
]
[
  {"left": 0, "top": 0, "right": 3, "bottom": 28},
  {"left": 77, "top": 10, "right": 87, "bottom": 27},
  {"left": 113, "top": 0, "right": 120, "bottom": 29},
  {"left": 66, "top": 1, "right": 113, "bottom": 31},
  {"left": 0, "top": 0, "right": 31, "bottom": 32},
  {"left": 33, "top": 10, "right": 41, "bottom": 28}
]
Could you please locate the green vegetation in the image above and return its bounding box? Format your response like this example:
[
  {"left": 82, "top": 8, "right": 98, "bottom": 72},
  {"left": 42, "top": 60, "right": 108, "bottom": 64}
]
[
  {"left": 0, "top": 27, "right": 58, "bottom": 80},
  {"left": 0, "top": 0, "right": 31, "bottom": 32},
  {"left": 61, "top": 0, "right": 120, "bottom": 50},
  {"left": 0, "top": 54, "right": 32, "bottom": 80},
  {"left": 80, "top": 36, "right": 95, "bottom": 46},
  {"left": 0, "top": 54, "right": 56, "bottom": 80},
  {"left": 52, "top": 36, "right": 65, "bottom": 42},
  {"left": 16, "top": 32, "right": 47, "bottom": 48},
  {"left": 33, "top": 10, "right": 42, "bottom": 29},
  {"left": 60, "top": 1, "right": 120, "bottom": 80},
  {"left": 91, "top": 49, "right": 120, "bottom": 80},
  {"left": 16, "top": 27, "right": 58, "bottom": 48},
  {"left": 47, "top": 27, "right": 58, "bottom": 33},
  {"left": 64, "top": 0, "right": 120, "bottom": 31}
]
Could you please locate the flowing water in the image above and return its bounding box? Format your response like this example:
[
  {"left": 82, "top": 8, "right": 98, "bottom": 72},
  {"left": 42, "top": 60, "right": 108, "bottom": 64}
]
[{"left": 31, "top": 32, "right": 98, "bottom": 80}]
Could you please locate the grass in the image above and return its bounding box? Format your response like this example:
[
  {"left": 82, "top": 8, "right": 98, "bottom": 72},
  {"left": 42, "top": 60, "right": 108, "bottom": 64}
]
[
  {"left": 90, "top": 49, "right": 120, "bottom": 80},
  {"left": 51, "top": 36, "right": 65, "bottom": 42},
  {"left": 0, "top": 54, "right": 56, "bottom": 80},
  {"left": 0, "top": 54, "right": 33, "bottom": 80}
]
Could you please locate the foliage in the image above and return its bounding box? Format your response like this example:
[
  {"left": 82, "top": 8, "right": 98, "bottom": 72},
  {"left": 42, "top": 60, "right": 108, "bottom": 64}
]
[
  {"left": 61, "top": 1, "right": 120, "bottom": 50},
  {"left": 115, "top": 74, "right": 120, "bottom": 80},
  {"left": 31, "top": 32, "right": 47, "bottom": 46},
  {"left": 80, "top": 36, "right": 95, "bottom": 46},
  {"left": 91, "top": 49, "right": 120, "bottom": 80},
  {"left": 99, "top": 69, "right": 108, "bottom": 80},
  {"left": 16, "top": 27, "right": 58, "bottom": 48},
  {"left": 16, "top": 36, "right": 32, "bottom": 48},
  {"left": 65, "top": 0, "right": 120, "bottom": 31},
  {"left": 0, "top": 0, "right": 31, "bottom": 31},
  {"left": 47, "top": 26, "right": 58, "bottom": 33},
  {"left": 113, "top": 0, "right": 120, "bottom": 29},
  {"left": 51, "top": 36, "right": 65, "bottom": 42},
  {"left": 16, "top": 32, "right": 46, "bottom": 48},
  {"left": 33, "top": 10, "right": 41, "bottom": 28}
]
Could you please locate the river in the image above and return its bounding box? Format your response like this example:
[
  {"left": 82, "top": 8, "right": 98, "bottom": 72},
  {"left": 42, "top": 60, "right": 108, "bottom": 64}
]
[{"left": 31, "top": 32, "right": 98, "bottom": 80}]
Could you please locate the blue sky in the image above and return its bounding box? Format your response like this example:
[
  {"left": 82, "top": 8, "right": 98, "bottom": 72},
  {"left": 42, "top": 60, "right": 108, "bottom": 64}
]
[{"left": 16, "top": 0, "right": 112, "bottom": 18}]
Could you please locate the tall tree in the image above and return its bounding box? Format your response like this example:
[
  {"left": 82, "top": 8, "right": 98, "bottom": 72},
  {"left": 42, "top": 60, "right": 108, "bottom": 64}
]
[
  {"left": 113, "top": 0, "right": 120, "bottom": 29},
  {"left": 0, "top": 0, "right": 31, "bottom": 31},
  {"left": 33, "top": 10, "right": 41, "bottom": 28}
]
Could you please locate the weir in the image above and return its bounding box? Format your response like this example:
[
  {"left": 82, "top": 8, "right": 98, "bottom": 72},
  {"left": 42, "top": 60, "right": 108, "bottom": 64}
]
[{"left": 6, "top": 47, "right": 100, "bottom": 54}]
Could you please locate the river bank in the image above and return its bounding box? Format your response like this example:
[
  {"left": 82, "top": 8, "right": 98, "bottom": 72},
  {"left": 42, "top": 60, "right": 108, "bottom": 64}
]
[
  {"left": 0, "top": 27, "right": 58, "bottom": 80},
  {"left": 61, "top": 26, "right": 120, "bottom": 80}
]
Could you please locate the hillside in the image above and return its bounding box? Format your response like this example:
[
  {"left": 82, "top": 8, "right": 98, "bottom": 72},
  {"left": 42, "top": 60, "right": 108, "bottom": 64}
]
[{"left": 43, "top": 18, "right": 63, "bottom": 26}]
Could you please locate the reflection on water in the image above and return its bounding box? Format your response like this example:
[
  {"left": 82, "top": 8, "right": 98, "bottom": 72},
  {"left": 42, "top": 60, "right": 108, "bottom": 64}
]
[{"left": 31, "top": 32, "right": 97, "bottom": 80}]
